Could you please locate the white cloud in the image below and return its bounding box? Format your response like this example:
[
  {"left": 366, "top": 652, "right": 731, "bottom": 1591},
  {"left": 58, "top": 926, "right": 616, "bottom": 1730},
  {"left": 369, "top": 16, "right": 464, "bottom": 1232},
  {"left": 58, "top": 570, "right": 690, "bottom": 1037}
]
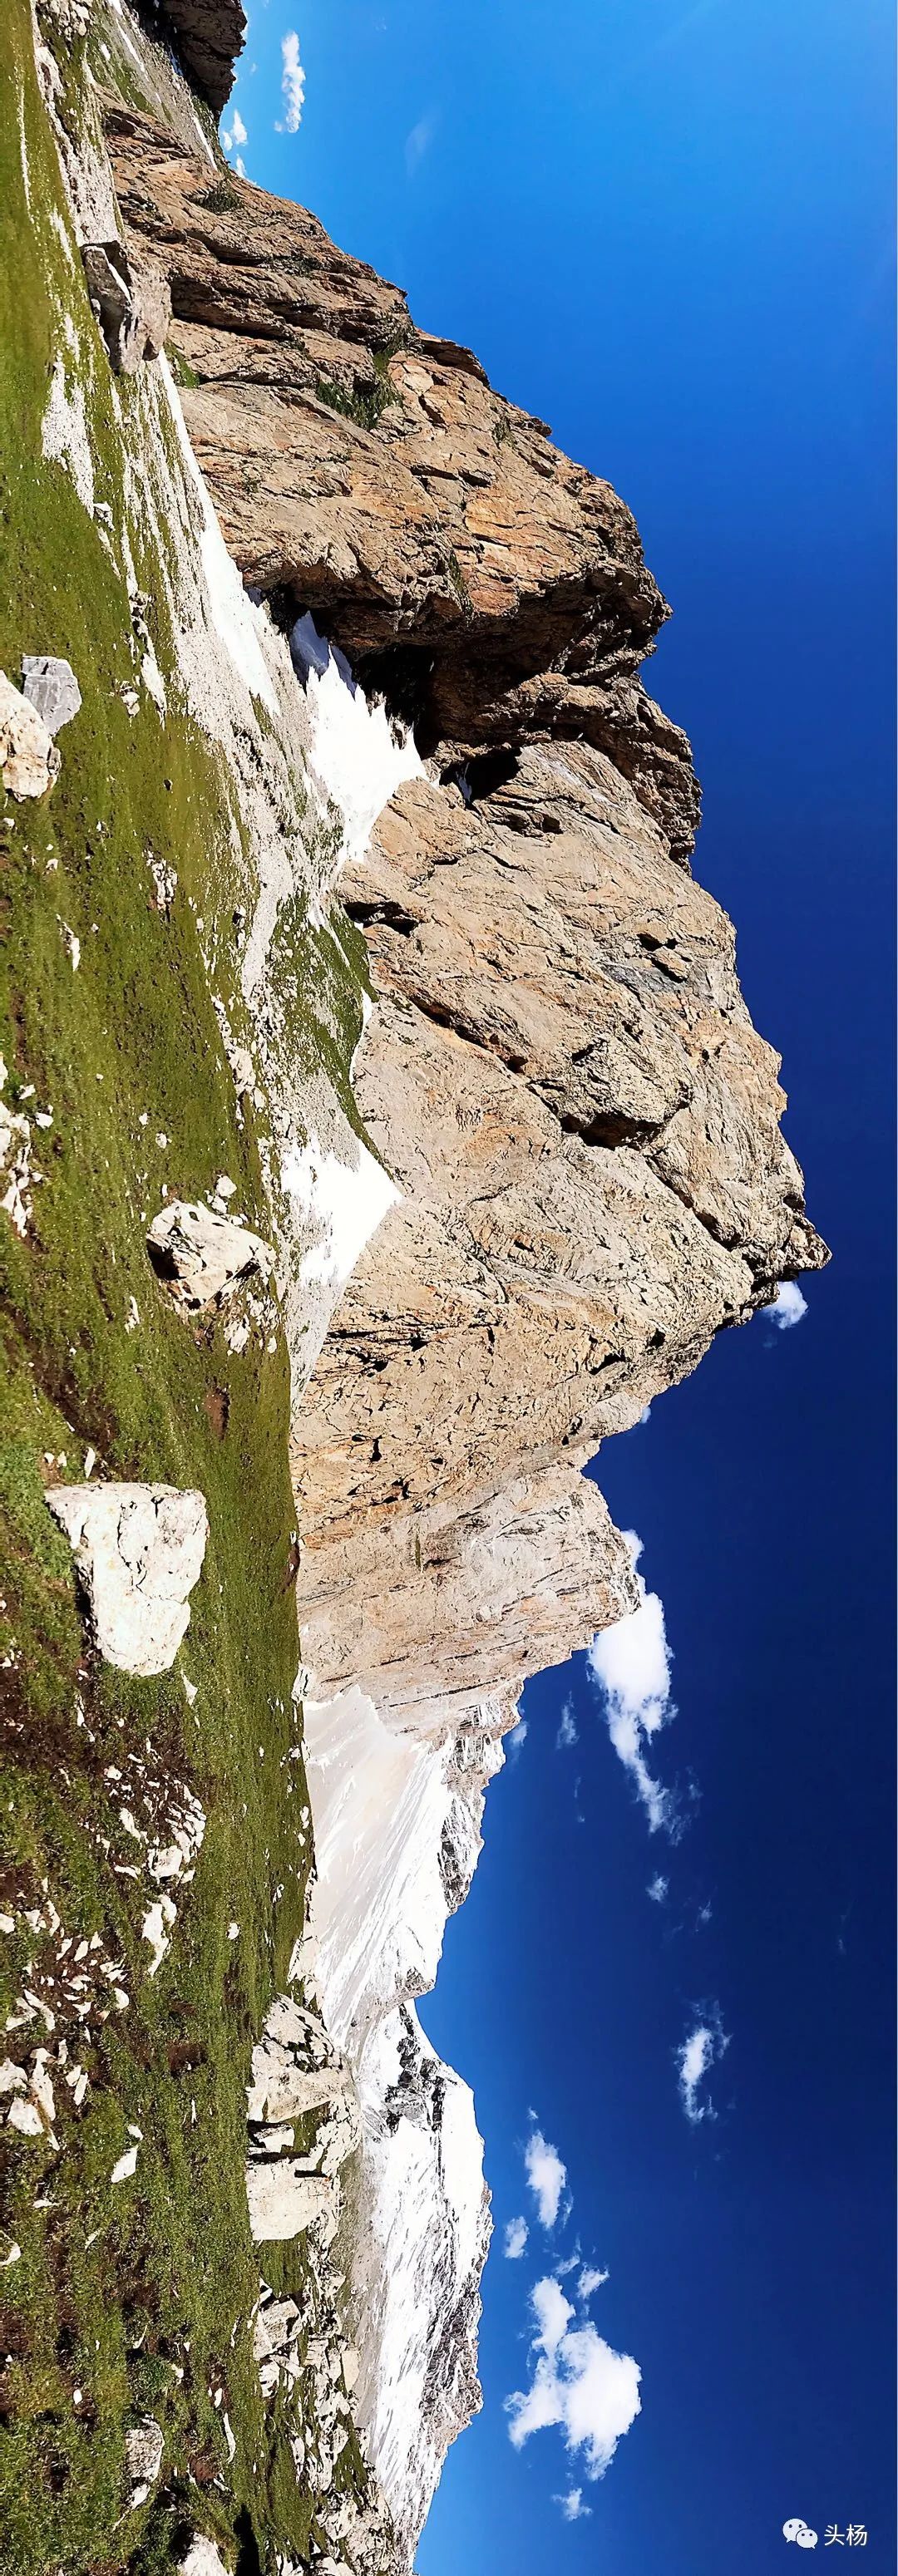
[
  {"left": 555, "top": 2487, "right": 592, "bottom": 2521},
  {"left": 504, "top": 2216, "right": 529, "bottom": 2260},
  {"left": 525, "top": 2125, "right": 566, "bottom": 2229},
  {"left": 588, "top": 1533, "right": 678, "bottom": 1833},
  {"left": 677, "top": 2006, "right": 729, "bottom": 2124},
  {"left": 556, "top": 1699, "right": 578, "bottom": 1749},
  {"left": 507, "top": 1716, "right": 528, "bottom": 1762},
  {"left": 696, "top": 1899, "right": 713, "bottom": 1927},
  {"left": 507, "top": 2276, "right": 642, "bottom": 2480},
  {"left": 532, "top": 2274, "right": 575, "bottom": 2354},
  {"left": 221, "top": 107, "right": 248, "bottom": 152},
  {"left": 767, "top": 1279, "right": 808, "bottom": 1330},
  {"left": 276, "top": 30, "right": 305, "bottom": 133},
  {"left": 578, "top": 2264, "right": 609, "bottom": 2298},
  {"left": 405, "top": 111, "right": 436, "bottom": 175},
  {"left": 647, "top": 1871, "right": 669, "bottom": 1904}
]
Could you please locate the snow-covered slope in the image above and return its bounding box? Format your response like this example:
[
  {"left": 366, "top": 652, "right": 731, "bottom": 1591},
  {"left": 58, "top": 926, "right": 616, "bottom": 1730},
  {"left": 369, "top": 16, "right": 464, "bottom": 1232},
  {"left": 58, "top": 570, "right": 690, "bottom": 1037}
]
[{"left": 303, "top": 1684, "right": 503, "bottom": 2554}]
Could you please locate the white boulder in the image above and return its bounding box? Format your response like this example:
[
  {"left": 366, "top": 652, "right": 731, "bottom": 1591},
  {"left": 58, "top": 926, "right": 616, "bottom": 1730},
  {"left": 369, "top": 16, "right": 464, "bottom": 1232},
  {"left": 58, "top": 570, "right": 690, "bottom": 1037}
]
[
  {"left": 21, "top": 656, "right": 81, "bottom": 735},
  {"left": 0, "top": 669, "right": 58, "bottom": 798},
  {"left": 45, "top": 1482, "right": 208, "bottom": 1677},
  {"left": 178, "top": 2541, "right": 231, "bottom": 2576},
  {"left": 146, "top": 1199, "right": 274, "bottom": 1313},
  {"left": 245, "top": 2162, "right": 338, "bottom": 2245}
]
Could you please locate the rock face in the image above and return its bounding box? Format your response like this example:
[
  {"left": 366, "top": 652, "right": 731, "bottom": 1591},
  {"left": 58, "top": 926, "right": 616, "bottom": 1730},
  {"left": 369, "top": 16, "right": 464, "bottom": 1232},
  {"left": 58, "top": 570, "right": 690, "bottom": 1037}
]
[
  {"left": 45, "top": 1483, "right": 209, "bottom": 1676},
  {"left": 158, "top": 0, "right": 246, "bottom": 113},
  {"left": 81, "top": 238, "right": 171, "bottom": 373},
  {"left": 245, "top": 1988, "right": 361, "bottom": 2247},
  {"left": 104, "top": 101, "right": 697, "bottom": 853},
  {"left": 292, "top": 739, "right": 824, "bottom": 1741}
]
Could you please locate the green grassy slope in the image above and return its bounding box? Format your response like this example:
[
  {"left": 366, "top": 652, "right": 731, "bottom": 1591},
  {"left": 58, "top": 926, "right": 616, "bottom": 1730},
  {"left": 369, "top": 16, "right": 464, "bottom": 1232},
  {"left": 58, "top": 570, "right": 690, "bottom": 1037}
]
[{"left": 0, "top": 10, "right": 374, "bottom": 2569}]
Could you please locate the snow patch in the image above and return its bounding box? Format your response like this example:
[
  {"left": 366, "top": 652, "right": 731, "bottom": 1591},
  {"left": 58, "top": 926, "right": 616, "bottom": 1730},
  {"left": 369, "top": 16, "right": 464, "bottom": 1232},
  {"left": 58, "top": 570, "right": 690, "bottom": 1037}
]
[
  {"left": 282, "top": 1129, "right": 397, "bottom": 1291},
  {"left": 160, "top": 357, "right": 277, "bottom": 715},
  {"left": 290, "top": 613, "right": 422, "bottom": 869},
  {"left": 303, "top": 1683, "right": 501, "bottom": 2546}
]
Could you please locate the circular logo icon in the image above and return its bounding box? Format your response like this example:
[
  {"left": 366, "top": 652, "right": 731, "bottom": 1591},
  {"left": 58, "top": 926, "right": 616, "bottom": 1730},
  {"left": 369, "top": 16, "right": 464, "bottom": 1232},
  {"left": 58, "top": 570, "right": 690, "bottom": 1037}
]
[{"left": 783, "top": 2523, "right": 818, "bottom": 2550}]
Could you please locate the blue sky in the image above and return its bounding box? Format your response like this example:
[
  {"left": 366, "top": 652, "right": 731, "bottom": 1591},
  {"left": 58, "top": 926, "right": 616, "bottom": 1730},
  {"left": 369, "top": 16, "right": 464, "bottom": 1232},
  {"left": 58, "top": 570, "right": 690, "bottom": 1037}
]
[{"left": 225, "top": 4, "right": 896, "bottom": 2567}]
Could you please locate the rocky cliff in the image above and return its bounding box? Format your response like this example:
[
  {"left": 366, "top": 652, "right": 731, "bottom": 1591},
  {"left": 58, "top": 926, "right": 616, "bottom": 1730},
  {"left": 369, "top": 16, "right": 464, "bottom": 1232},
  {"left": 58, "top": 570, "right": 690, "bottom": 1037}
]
[{"left": 0, "top": 7, "right": 825, "bottom": 2574}]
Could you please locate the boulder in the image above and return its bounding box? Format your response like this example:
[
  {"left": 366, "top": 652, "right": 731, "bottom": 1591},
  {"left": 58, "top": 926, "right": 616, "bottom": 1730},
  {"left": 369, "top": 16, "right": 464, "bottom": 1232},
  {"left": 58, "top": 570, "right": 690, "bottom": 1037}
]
[
  {"left": 0, "top": 669, "right": 58, "bottom": 798},
  {"left": 81, "top": 240, "right": 171, "bottom": 376},
  {"left": 125, "top": 2416, "right": 164, "bottom": 2506},
  {"left": 178, "top": 2541, "right": 232, "bottom": 2576},
  {"left": 45, "top": 1482, "right": 208, "bottom": 1677},
  {"left": 21, "top": 656, "right": 81, "bottom": 736},
  {"left": 146, "top": 1198, "right": 274, "bottom": 1312},
  {"left": 245, "top": 2161, "right": 338, "bottom": 2244}
]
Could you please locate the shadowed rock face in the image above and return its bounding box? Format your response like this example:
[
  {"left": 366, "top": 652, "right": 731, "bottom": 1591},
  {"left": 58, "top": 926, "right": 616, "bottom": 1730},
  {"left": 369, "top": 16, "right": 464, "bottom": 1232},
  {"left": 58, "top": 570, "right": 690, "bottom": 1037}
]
[{"left": 157, "top": 0, "right": 246, "bottom": 112}]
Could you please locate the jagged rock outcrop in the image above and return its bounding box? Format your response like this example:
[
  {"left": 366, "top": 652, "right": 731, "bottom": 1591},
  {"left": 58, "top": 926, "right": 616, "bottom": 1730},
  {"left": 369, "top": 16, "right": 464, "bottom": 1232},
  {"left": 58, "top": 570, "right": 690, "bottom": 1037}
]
[
  {"left": 158, "top": 0, "right": 246, "bottom": 113},
  {"left": 82, "top": 236, "right": 171, "bottom": 372},
  {"left": 292, "top": 739, "right": 824, "bottom": 1732},
  {"left": 101, "top": 101, "right": 698, "bottom": 855}
]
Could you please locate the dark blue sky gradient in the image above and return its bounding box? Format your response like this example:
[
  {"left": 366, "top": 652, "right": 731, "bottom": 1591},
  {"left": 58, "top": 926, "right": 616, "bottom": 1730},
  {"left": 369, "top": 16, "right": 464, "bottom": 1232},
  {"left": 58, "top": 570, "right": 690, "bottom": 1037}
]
[{"left": 239, "top": 5, "right": 895, "bottom": 2566}]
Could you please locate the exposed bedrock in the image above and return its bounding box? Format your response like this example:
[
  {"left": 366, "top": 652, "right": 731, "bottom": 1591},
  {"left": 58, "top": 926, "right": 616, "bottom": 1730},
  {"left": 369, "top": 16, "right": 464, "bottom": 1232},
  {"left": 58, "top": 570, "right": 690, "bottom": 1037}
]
[
  {"left": 104, "top": 101, "right": 698, "bottom": 854},
  {"left": 156, "top": 0, "right": 246, "bottom": 112},
  {"left": 292, "top": 741, "right": 825, "bottom": 1721}
]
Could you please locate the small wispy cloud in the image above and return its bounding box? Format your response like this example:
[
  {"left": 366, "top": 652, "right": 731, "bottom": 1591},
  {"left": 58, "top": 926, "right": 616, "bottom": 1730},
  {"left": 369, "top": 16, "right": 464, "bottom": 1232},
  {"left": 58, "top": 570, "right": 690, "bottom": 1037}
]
[
  {"left": 677, "top": 2005, "right": 729, "bottom": 2125},
  {"left": 504, "top": 2216, "right": 529, "bottom": 2260},
  {"left": 578, "top": 2264, "right": 609, "bottom": 2298},
  {"left": 589, "top": 1534, "right": 678, "bottom": 1835},
  {"left": 525, "top": 2125, "right": 567, "bottom": 2229},
  {"left": 221, "top": 106, "right": 248, "bottom": 153},
  {"left": 555, "top": 2486, "right": 592, "bottom": 2521},
  {"left": 506, "top": 2275, "right": 642, "bottom": 2480},
  {"left": 647, "top": 1871, "right": 669, "bottom": 1905},
  {"left": 556, "top": 1699, "right": 578, "bottom": 1750},
  {"left": 275, "top": 30, "right": 305, "bottom": 133},
  {"left": 405, "top": 111, "right": 437, "bottom": 176},
  {"left": 767, "top": 1280, "right": 808, "bottom": 1330},
  {"left": 696, "top": 1900, "right": 713, "bottom": 1928},
  {"left": 507, "top": 1716, "right": 528, "bottom": 1763}
]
